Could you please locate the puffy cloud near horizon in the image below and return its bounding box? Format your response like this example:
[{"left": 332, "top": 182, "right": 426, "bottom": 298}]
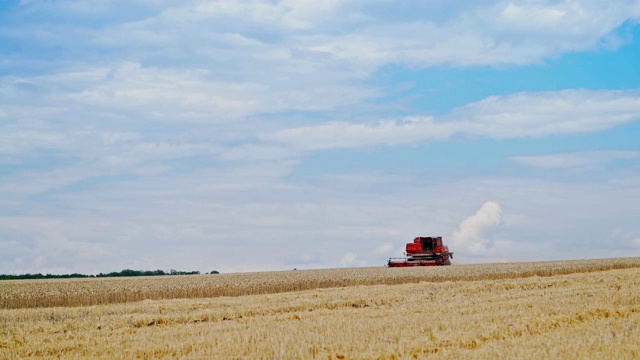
[
  {"left": 340, "top": 252, "right": 367, "bottom": 267},
  {"left": 374, "top": 243, "right": 395, "bottom": 256},
  {"left": 450, "top": 202, "right": 503, "bottom": 260}
]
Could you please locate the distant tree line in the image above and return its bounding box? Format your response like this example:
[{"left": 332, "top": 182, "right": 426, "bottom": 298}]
[
  {"left": 0, "top": 268, "right": 219, "bottom": 281},
  {"left": 0, "top": 273, "right": 90, "bottom": 280}
]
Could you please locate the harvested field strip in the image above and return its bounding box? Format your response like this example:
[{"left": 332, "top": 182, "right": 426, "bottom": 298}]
[
  {"left": 1, "top": 267, "right": 639, "bottom": 359},
  {"left": 1, "top": 257, "right": 640, "bottom": 309}
]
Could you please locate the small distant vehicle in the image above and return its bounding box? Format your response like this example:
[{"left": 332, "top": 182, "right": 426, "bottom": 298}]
[{"left": 387, "top": 236, "right": 453, "bottom": 267}]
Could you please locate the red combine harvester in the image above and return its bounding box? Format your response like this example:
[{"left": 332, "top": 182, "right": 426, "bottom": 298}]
[{"left": 387, "top": 236, "right": 453, "bottom": 267}]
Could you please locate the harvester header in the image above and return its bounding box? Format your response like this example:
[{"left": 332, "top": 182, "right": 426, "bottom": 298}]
[{"left": 387, "top": 236, "right": 453, "bottom": 267}]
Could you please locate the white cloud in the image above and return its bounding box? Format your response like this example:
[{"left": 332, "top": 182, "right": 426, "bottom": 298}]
[
  {"left": 262, "top": 116, "right": 448, "bottom": 150},
  {"left": 59, "top": 63, "right": 281, "bottom": 121},
  {"left": 263, "top": 90, "right": 640, "bottom": 151},
  {"left": 32, "top": 78, "right": 629, "bottom": 175},
  {"left": 0, "top": 60, "right": 377, "bottom": 133},
  {"left": 101, "top": 132, "right": 142, "bottom": 145},
  {"left": 218, "top": 144, "right": 299, "bottom": 162},
  {"left": 340, "top": 252, "right": 367, "bottom": 267},
  {"left": 3, "top": 2, "right": 639, "bottom": 167},
  {"left": 7, "top": 1, "right": 640, "bottom": 80},
  {"left": 512, "top": 150, "right": 640, "bottom": 170},
  {"left": 374, "top": 243, "right": 394, "bottom": 256},
  {"left": 455, "top": 89, "right": 640, "bottom": 137},
  {"left": 450, "top": 201, "right": 502, "bottom": 257},
  {"left": 300, "top": 1, "right": 640, "bottom": 67},
  {"left": 0, "top": 121, "right": 69, "bottom": 155}
]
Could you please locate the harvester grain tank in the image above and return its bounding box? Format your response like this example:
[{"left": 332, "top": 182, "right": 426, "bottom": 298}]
[{"left": 387, "top": 236, "right": 453, "bottom": 267}]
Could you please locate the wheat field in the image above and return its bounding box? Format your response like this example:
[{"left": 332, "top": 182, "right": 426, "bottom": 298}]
[
  {"left": 2, "top": 257, "right": 640, "bottom": 309},
  {"left": 1, "top": 258, "right": 639, "bottom": 359}
]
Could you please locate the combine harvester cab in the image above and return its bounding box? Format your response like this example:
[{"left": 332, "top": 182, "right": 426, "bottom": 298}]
[{"left": 388, "top": 236, "right": 453, "bottom": 267}]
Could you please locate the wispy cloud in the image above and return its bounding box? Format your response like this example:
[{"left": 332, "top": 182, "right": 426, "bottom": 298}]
[
  {"left": 6, "top": 1, "right": 639, "bottom": 77},
  {"left": 512, "top": 150, "right": 640, "bottom": 170},
  {"left": 263, "top": 90, "right": 640, "bottom": 151}
]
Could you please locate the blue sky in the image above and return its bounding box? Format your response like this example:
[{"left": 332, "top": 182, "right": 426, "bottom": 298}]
[{"left": 1, "top": 0, "right": 640, "bottom": 274}]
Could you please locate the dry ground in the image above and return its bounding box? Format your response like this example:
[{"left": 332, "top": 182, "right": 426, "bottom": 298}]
[{"left": 1, "top": 259, "right": 639, "bottom": 359}]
